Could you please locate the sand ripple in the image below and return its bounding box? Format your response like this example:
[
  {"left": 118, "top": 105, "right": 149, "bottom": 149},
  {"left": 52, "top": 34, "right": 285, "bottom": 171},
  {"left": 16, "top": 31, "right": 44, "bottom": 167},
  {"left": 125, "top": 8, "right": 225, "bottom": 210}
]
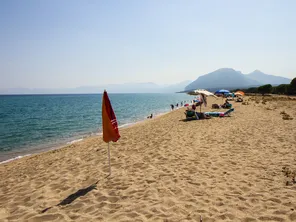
[{"left": 1, "top": 96, "right": 296, "bottom": 221}]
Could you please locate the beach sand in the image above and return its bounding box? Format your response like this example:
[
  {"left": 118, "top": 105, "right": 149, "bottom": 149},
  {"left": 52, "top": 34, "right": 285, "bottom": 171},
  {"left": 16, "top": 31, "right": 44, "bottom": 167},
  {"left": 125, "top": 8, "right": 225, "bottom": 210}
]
[{"left": 1, "top": 96, "right": 296, "bottom": 222}]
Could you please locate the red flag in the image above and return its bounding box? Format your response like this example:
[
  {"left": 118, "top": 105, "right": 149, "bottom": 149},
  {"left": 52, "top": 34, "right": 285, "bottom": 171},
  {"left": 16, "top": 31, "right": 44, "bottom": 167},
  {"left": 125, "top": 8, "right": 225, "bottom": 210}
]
[{"left": 102, "top": 90, "right": 120, "bottom": 142}]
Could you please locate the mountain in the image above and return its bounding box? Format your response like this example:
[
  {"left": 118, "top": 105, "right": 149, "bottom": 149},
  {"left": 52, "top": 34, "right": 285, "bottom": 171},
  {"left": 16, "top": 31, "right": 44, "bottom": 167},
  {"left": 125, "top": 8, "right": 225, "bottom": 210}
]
[
  {"left": 0, "top": 81, "right": 192, "bottom": 94},
  {"left": 185, "top": 68, "right": 260, "bottom": 90},
  {"left": 185, "top": 68, "right": 291, "bottom": 91},
  {"left": 162, "top": 80, "right": 192, "bottom": 93},
  {"left": 246, "top": 70, "right": 291, "bottom": 85},
  {"left": 2, "top": 69, "right": 291, "bottom": 94}
]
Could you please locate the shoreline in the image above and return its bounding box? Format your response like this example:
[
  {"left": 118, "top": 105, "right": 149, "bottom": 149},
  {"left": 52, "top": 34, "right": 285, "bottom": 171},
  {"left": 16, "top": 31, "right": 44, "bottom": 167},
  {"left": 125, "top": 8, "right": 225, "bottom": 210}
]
[
  {"left": 1, "top": 96, "right": 296, "bottom": 221},
  {"left": 0, "top": 108, "right": 176, "bottom": 164}
]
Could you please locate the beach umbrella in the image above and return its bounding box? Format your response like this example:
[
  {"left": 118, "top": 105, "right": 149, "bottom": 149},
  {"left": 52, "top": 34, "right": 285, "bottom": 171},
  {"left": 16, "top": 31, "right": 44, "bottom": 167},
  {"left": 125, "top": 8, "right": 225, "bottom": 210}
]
[
  {"left": 235, "top": 92, "right": 243, "bottom": 96},
  {"left": 187, "top": 89, "right": 216, "bottom": 97},
  {"left": 102, "top": 90, "right": 120, "bottom": 177},
  {"left": 186, "top": 89, "right": 217, "bottom": 112},
  {"left": 215, "top": 89, "right": 230, "bottom": 95},
  {"left": 235, "top": 91, "right": 245, "bottom": 96},
  {"left": 215, "top": 89, "right": 230, "bottom": 102}
]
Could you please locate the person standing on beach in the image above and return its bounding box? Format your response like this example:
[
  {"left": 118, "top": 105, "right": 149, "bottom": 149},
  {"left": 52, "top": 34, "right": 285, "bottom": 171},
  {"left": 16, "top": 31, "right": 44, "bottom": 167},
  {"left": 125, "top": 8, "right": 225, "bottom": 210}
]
[
  {"left": 170, "top": 104, "right": 174, "bottom": 110},
  {"left": 192, "top": 104, "right": 196, "bottom": 110}
]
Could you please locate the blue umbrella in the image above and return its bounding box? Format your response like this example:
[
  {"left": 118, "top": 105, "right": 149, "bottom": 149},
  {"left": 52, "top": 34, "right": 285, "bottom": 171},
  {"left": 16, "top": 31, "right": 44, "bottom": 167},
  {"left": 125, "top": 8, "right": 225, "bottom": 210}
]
[{"left": 215, "top": 89, "right": 230, "bottom": 94}]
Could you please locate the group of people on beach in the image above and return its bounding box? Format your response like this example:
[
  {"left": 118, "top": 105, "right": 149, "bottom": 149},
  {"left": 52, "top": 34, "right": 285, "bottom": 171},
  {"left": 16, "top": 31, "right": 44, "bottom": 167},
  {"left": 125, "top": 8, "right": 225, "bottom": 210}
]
[
  {"left": 185, "top": 103, "right": 210, "bottom": 119},
  {"left": 170, "top": 101, "right": 188, "bottom": 110},
  {"left": 147, "top": 100, "right": 189, "bottom": 119},
  {"left": 147, "top": 113, "right": 153, "bottom": 119},
  {"left": 211, "top": 99, "right": 234, "bottom": 109}
]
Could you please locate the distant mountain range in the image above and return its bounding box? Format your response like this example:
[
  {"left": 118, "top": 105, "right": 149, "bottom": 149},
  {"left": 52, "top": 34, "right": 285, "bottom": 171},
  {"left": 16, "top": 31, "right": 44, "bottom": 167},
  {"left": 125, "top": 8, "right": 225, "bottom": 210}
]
[
  {"left": 245, "top": 70, "right": 291, "bottom": 85},
  {"left": 1, "top": 69, "right": 291, "bottom": 94},
  {"left": 185, "top": 68, "right": 291, "bottom": 91},
  {"left": 0, "top": 80, "right": 192, "bottom": 94}
]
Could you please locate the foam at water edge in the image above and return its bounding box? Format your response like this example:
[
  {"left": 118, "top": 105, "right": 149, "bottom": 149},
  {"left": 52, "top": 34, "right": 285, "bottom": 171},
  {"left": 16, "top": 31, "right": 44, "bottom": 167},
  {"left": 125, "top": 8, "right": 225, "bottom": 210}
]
[
  {"left": 67, "top": 138, "right": 83, "bottom": 145},
  {"left": 118, "top": 123, "right": 135, "bottom": 128},
  {"left": 155, "top": 111, "right": 169, "bottom": 117},
  {"left": 0, "top": 154, "right": 31, "bottom": 165}
]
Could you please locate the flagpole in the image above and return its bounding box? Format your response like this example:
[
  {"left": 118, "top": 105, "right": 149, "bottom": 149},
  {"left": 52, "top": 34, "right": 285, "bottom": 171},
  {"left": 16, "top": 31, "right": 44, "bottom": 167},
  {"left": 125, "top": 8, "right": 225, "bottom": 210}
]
[{"left": 107, "top": 142, "right": 111, "bottom": 177}]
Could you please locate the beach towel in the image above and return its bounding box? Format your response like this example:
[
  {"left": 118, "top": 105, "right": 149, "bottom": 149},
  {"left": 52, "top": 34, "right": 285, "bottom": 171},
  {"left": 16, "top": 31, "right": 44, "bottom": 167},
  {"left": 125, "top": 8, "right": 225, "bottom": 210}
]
[{"left": 204, "top": 108, "right": 234, "bottom": 117}]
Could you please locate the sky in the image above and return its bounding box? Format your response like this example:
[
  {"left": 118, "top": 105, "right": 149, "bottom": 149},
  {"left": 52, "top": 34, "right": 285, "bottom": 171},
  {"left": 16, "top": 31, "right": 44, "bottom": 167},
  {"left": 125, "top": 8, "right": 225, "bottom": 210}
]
[{"left": 1, "top": 0, "right": 296, "bottom": 89}]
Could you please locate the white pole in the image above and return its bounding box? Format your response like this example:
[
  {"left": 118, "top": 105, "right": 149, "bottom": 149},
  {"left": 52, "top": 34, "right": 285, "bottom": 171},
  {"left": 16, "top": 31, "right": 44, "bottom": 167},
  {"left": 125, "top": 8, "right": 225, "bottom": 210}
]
[
  {"left": 107, "top": 142, "right": 111, "bottom": 177},
  {"left": 199, "top": 94, "right": 202, "bottom": 113}
]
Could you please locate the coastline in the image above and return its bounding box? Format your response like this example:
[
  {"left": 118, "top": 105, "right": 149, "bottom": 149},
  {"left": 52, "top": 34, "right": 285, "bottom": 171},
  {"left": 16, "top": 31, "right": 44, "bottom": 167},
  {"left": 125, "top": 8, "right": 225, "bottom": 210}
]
[
  {"left": 1, "top": 96, "right": 295, "bottom": 221},
  {"left": 0, "top": 108, "right": 175, "bottom": 164}
]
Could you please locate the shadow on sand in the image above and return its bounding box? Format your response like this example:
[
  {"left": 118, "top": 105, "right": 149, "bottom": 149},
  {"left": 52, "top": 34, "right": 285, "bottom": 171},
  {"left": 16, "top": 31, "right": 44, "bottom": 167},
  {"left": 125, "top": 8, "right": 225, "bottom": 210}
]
[{"left": 41, "top": 180, "right": 100, "bottom": 213}]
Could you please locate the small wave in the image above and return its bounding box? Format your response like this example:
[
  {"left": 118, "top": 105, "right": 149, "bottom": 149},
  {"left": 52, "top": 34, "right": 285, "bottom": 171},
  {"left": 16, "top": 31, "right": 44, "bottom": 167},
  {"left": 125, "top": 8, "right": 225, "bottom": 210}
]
[
  {"left": 67, "top": 138, "right": 83, "bottom": 145},
  {"left": 118, "top": 123, "right": 135, "bottom": 128},
  {"left": 90, "top": 132, "right": 101, "bottom": 136},
  {"left": 155, "top": 111, "right": 169, "bottom": 117},
  {"left": 0, "top": 154, "right": 31, "bottom": 164}
]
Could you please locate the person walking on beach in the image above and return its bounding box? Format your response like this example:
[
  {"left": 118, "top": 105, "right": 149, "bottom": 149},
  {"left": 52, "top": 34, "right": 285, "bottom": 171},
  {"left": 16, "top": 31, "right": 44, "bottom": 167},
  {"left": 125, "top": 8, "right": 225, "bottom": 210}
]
[{"left": 170, "top": 104, "right": 174, "bottom": 110}]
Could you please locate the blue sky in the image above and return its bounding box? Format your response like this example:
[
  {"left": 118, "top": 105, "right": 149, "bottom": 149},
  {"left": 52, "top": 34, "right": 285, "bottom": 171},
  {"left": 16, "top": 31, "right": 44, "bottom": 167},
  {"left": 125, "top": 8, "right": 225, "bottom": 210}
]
[{"left": 1, "top": 0, "right": 295, "bottom": 89}]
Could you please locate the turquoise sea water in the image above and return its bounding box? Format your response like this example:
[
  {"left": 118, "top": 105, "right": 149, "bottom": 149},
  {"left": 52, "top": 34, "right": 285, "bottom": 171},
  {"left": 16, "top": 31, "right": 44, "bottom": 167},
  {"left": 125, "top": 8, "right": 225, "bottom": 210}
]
[{"left": 0, "top": 93, "right": 192, "bottom": 162}]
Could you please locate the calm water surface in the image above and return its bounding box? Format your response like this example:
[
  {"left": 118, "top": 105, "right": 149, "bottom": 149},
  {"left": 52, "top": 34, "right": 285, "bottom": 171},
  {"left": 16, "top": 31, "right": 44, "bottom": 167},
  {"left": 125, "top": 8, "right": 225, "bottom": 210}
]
[{"left": 0, "top": 93, "right": 192, "bottom": 162}]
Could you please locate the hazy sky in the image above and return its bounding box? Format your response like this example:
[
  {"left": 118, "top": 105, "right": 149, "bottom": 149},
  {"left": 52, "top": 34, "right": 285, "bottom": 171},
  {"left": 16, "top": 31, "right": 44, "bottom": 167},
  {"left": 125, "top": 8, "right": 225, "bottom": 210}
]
[{"left": 1, "top": 0, "right": 295, "bottom": 89}]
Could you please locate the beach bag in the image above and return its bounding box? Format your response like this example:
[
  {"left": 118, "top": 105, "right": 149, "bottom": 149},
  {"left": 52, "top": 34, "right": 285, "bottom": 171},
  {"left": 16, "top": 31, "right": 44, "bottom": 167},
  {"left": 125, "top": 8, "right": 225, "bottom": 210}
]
[{"left": 212, "top": 104, "right": 220, "bottom": 109}]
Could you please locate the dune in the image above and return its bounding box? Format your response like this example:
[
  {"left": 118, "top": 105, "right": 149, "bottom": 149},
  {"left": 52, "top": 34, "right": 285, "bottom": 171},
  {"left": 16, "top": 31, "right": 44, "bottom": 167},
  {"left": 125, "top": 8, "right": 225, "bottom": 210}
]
[{"left": 0, "top": 96, "right": 296, "bottom": 221}]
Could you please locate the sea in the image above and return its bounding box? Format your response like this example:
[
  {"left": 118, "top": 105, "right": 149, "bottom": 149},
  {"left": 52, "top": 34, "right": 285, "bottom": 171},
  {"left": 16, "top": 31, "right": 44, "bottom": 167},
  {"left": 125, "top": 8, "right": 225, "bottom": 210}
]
[{"left": 0, "top": 93, "right": 192, "bottom": 163}]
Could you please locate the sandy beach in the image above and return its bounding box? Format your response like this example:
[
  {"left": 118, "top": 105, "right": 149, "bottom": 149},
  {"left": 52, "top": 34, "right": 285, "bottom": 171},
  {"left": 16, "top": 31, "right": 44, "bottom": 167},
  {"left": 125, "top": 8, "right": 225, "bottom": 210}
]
[{"left": 0, "top": 96, "right": 296, "bottom": 222}]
